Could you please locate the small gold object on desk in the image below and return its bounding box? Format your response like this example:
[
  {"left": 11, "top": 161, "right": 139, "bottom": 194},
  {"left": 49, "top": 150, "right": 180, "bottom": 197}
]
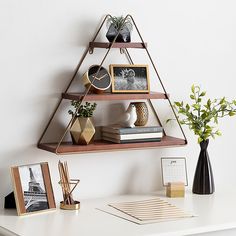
[
  {"left": 58, "top": 161, "right": 80, "bottom": 210},
  {"left": 166, "top": 182, "right": 185, "bottom": 198}
]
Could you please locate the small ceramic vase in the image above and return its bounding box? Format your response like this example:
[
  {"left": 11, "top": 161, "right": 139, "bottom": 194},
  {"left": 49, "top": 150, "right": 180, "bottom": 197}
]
[{"left": 131, "top": 102, "right": 149, "bottom": 126}]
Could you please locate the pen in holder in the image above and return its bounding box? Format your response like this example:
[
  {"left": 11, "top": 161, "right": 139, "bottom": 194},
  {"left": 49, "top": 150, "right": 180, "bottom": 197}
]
[{"left": 58, "top": 161, "right": 80, "bottom": 210}]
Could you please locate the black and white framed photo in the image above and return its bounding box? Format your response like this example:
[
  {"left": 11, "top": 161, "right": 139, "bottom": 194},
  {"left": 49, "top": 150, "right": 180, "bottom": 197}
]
[
  {"left": 161, "top": 157, "right": 188, "bottom": 186},
  {"left": 11, "top": 162, "right": 56, "bottom": 216},
  {"left": 110, "top": 64, "right": 150, "bottom": 93}
]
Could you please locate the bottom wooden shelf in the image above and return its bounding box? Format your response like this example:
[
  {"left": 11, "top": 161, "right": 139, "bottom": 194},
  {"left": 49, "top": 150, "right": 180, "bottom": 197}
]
[{"left": 38, "top": 136, "right": 187, "bottom": 155}]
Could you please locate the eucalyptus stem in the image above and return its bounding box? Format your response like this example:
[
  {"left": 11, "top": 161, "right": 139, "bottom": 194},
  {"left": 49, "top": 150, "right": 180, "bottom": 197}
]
[{"left": 169, "top": 85, "right": 236, "bottom": 143}]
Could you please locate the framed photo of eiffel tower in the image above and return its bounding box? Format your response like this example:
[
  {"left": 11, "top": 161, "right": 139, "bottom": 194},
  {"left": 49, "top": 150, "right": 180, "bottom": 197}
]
[{"left": 11, "top": 162, "right": 56, "bottom": 216}]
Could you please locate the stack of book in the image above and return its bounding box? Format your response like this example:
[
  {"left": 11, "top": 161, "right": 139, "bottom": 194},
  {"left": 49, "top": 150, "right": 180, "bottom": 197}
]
[{"left": 101, "top": 125, "right": 163, "bottom": 144}]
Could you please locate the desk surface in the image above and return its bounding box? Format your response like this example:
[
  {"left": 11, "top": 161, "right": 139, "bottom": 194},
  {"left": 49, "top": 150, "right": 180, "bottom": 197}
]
[{"left": 0, "top": 191, "right": 236, "bottom": 236}]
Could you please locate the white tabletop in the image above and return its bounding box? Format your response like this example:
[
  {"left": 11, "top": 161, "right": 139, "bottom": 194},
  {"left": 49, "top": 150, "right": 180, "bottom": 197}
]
[{"left": 0, "top": 191, "right": 236, "bottom": 236}]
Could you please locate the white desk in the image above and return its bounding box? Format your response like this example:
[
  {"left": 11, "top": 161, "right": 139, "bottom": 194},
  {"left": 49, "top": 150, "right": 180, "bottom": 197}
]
[{"left": 0, "top": 191, "right": 236, "bottom": 236}]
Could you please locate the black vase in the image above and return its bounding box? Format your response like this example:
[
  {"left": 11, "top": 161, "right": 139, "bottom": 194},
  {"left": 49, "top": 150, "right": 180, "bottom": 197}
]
[
  {"left": 192, "top": 139, "right": 215, "bottom": 194},
  {"left": 106, "top": 24, "right": 131, "bottom": 43}
]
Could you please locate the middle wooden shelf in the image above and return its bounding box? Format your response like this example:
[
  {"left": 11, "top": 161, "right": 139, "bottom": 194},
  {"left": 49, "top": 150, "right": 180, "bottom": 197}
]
[{"left": 62, "top": 92, "right": 168, "bottom": 101}]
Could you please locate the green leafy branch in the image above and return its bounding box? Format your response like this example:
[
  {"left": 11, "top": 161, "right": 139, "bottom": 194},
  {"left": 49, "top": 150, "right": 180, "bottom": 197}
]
[
  {"left": 168, "top": 85, "right": 236, "bottom": 143},
  {"left": 68, "top": 101, "right": 97, "bottom": 118}
]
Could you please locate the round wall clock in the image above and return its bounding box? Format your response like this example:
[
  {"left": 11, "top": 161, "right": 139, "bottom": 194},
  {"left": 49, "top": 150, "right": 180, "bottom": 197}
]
[{"left": 82, "top": 65, "right": 112, "bottom": 93}]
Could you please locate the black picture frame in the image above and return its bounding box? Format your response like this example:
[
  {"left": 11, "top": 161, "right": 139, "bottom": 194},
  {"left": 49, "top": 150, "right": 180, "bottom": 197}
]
[{"left": 110, "top": 64, "right": 150, "bottom": 93}]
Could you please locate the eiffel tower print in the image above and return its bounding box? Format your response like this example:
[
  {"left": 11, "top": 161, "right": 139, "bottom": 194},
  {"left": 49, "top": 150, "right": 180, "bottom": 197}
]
[{"left": 21, "top": 165, "right": 49, "bottom": 212}]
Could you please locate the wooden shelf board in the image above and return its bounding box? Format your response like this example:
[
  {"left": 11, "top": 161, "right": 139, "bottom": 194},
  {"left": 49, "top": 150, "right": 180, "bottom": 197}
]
[
  {"left": 38, "top": 136, "right": 187, "bottom": 155},
  {"left": 62, "top": 92, "right": 168, "bottom": 101},
  {"left": 89, "top": 42, "right": 147, "bottom": 49}
]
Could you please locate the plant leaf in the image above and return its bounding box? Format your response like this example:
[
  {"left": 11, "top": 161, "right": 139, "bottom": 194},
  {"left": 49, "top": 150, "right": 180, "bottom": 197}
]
[
  {"left": 191, "top": 85, "right": 195, "bottom": 93},
  {"left": 200, "top": 91, "right": 206, "bottom": 97}
]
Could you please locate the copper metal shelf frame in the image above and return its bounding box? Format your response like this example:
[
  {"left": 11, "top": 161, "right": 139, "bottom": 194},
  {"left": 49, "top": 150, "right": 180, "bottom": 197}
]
[{"left": 37, "top": 14, "right": 187, "bottom": 155}]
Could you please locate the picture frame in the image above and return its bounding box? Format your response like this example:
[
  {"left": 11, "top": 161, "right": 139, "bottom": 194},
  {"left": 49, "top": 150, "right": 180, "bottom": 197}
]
[
  {"left": 161, "top": 157, "right": 188, "bottom": 186},
  {"left": 110, "top": 64, "right": 150, "bottom": 93},
  {"left": 11, "top": 162, "right": 56, "bottom": 216}
]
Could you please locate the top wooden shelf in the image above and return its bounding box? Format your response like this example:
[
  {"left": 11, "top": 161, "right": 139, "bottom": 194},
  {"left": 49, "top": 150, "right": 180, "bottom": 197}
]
[
  {"left": 89, "top": 42, "right": 147, "bottom": 49},
  {"left": 62, "top": 92, "right": 168, "bottom": 101}
]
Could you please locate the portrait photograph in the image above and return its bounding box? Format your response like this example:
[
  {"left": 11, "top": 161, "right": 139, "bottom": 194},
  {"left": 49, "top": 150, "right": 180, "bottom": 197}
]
[
  {"left": 110, "top": 64, "right": 150, "bottom": 93},
  {"left": 11, "top": 162, "right": 56, "bottom": 216}
]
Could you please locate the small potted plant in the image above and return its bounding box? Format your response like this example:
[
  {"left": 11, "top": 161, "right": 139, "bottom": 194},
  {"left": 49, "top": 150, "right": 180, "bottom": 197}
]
[
  {"left": 106, "top": 15, "right": 133, "bottom": 43},
  {"left": 170, "top": 85, "right": 236, "bottom": 194},
  {"left": 68, "top": 101, "right": 97, "bottom": 145}
]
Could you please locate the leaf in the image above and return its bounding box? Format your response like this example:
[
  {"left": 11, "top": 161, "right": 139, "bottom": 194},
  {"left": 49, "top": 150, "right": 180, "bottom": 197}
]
[
  {"left": 193, "top": 104, "right": 200, "bottom": 110},
  {"left": 200, "top": 91, "right": 206, "bottom": 97},
  {"left": 221, "top": 104, "right": 227, "bottom": 110},
  {"left": 186, "top": 104, "right": 190, "bottom": 111},
  {"left": 216, "top": 130, "right": 222, "bottom": 136},
  {"left": 220, "top": 97, "right": 225, "bottom": 104},
  {"left": 198, "top": 137, "right": 203, "bottom": 143},
  {"left": 229, "top": 111, "right": 236, "bottom": 116},
  {"left": 174, "top": 102, "right": 181, "bottom": 107},
  {"left": 190, "top": 95, "right": 195, "bottom": 100},
  {"left": 191, "top": 85, "right": 195, "bottom": 93},
  {"left": 207, "top": 99, "right": 211, "bottom": 108},
  {"left": 201, "top": 113, "right": 207, "bottom": 119}
]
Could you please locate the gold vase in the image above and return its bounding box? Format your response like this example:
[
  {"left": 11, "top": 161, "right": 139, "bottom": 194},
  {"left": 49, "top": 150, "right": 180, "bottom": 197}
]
[
  {"left": 70, "top": 117, "right": 95, "bottom": 145},
  {"left": 131, "top": 102, "right": 149, "bottom": 126}
]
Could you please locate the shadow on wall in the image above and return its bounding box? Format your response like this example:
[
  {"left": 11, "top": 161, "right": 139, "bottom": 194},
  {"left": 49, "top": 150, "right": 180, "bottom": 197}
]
[
  {"left": 35, "top": 69, "right": 86, "bottom": 143},
  {"left": 122, "top": 152, "right": 164, "bottom": 195},
  {"left": 74, "top": 17, "right": 107, "bottom": 46},
  {"left": 0, "top": 144, "right": 168, "bottom": 208}
]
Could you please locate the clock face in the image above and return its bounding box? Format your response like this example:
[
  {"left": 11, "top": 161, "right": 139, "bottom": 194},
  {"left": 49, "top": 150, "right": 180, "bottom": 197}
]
[{"left": 88, "top": 65, "right": 111, "bottom": 90}]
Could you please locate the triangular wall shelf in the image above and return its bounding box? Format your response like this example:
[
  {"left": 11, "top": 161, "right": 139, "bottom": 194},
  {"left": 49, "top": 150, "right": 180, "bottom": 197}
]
[{"left": 37, "top": 14, "right": 187, "bottom": 155}]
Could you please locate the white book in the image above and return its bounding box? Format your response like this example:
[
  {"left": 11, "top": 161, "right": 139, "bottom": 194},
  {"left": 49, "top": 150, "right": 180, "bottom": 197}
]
[
  {"left": 102, "top": 125, "right": 163, "bottom": 134},
  {"left": 102, "top": 131, "right": 163, "bottom": 140},
  {"left": 102, "top": 136, "right": 161, "bottom": 144}
]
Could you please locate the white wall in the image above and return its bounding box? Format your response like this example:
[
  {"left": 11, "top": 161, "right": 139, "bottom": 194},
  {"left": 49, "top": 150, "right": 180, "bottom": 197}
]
[{"left": 0, "top": 0, "right": 236, "bottom": 206}]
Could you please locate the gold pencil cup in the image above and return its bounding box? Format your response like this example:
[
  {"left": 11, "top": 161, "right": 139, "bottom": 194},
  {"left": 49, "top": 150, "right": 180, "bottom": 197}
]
[{"left": 60, "top": 201, "right": 80, "bottom": 210}]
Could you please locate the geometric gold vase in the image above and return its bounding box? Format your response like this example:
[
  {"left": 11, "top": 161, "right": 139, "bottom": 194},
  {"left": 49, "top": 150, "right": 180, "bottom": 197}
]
[{"left": 70, "top": 117, "right": 95, "bottom": 145}]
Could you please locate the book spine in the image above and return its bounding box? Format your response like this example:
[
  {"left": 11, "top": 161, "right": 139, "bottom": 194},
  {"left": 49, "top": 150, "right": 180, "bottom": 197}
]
[
  {"left": 102, "top": 126, "right": 163, "bottom": 134},
  {"left": 102, "top": 136, "right": 162, "bottom": 144},
  {"left": 120, "top": 127, "right": 163, "bottom": 134},
  {"left": 102, "top": 132, "right": 163, "bottom": 140}
]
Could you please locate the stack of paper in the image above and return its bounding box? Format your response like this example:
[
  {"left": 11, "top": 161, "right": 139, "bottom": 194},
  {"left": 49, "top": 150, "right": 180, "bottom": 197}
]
[{"left": 98, "top": 198, "right": 195, "bottom": 225}]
